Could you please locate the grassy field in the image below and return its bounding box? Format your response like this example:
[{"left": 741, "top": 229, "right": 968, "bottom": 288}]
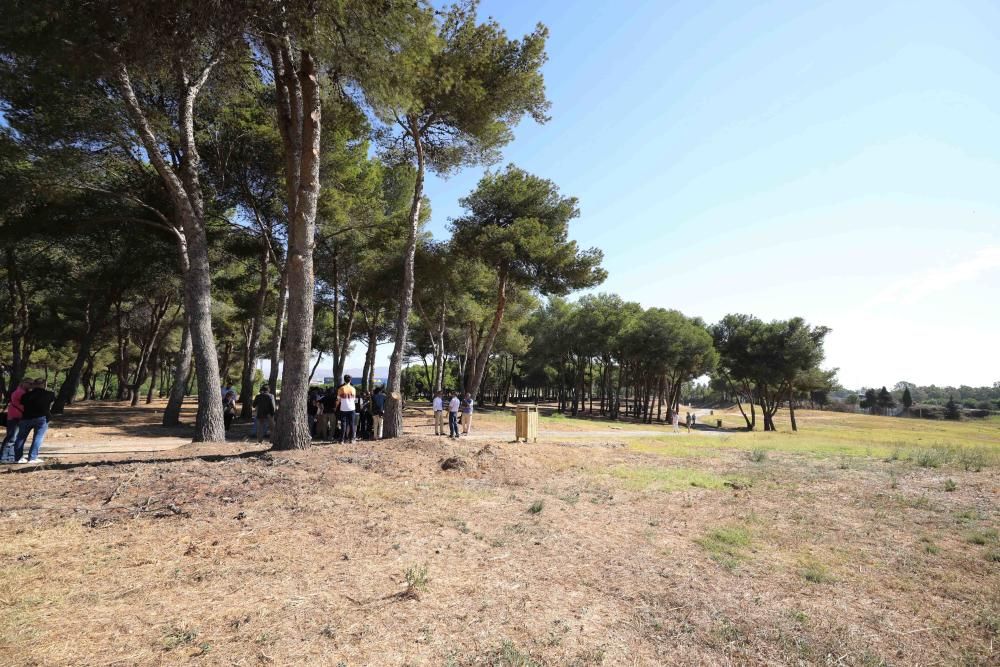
[{"left": 0, "top": 405, "right": 997, "bottom": 665}]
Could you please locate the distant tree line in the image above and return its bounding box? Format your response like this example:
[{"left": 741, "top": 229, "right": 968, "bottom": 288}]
[{"left": 849, "top": 381, "right": 999, "bottom": 420}]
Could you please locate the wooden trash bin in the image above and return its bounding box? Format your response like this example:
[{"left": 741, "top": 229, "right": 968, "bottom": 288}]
[{"left": 515, "top": 405, "right": 538, "bottom": 442}]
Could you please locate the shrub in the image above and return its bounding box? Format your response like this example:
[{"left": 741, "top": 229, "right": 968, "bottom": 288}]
[
  {"left": 801, "top": 561, "right": 833, "bottom": 584},
  {"left": 944, "top": 479, "right": 957, "bottom": 492},
  {"left": 959, "top": 449, "right": 987, "bottom": 472},
  {"left": 966, "top": 529, "right": 998, "bottom": 546},
  {"left": 913, "top": 449, "right": 947, "bottom": 468},
  {"left": 749, "top": 449, "right": 767, "bottom": 463},
  {"left": 404, "top": 563, "right": 430, "bottom": 597},
  {"left": 528, "top": 500, "right": 544, "bottom": 514}
]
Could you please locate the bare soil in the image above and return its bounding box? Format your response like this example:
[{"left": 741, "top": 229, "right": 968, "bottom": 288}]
[{"left": 0, "top": 403, "right": 997, "bottom": 665}]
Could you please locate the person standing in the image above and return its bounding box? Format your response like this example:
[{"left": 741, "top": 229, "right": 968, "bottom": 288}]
[
  {"left": 337, "top": 375, "right": 357, "bottom": 444},
  {"left": 685, "top": 412, "right": 692, "bottom": 433},
  {"left": 371, "top": 386, "right": 386, "bottom": 440},
  {"left": 432, "top": 390, "right": 444, "bottom": 436},
  {"left": 321, "top": 387, "right": 338, "bottom": 440},
  {"left": 14, "top": 379, "right": 56, "bottom": 464},
  {"left": 448, "top": 391, "right": 461, "bottom": 439},
  {"left": 307, "top": 391, "right": 320, "bottom": 438},
  {"left": 671, "top": 411, "right": 680, "bottom": 433},
  {"left": 356, "top": 390, "right": 369, "bottom": 440},
  {"left": 222, "top": 388, "right": 237, "bottom": 433},
  {"left": 461, "top": 392, "right": 474, "bottom": 436},
  {"left": 252, "top": 385, "right": 276, "bottom": 443},
  {"left": 1, "top": 378, "right": 31, "bottom": 463}
]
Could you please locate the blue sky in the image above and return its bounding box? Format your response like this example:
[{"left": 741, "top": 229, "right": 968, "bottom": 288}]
[{"left": 350, "top": 0, "right": 1000, "bottom": 388}]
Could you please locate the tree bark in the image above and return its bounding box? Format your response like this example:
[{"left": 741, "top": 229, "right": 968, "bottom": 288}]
[
  {"left": 116, "top": 63, "right": 225, "bottom": 441},
  {"left": 271, "top": 47, "right": 321, "bottom": 451},
  {"left": 146, "top": 348, "right": 158, "bottom": 404},
  {"left": 268, "top": 267, "right": 288, "bottom": 391},
  {"left": 466, "top": 269, "right": 509, "bottom": 401},
  {"left": 5, "top": 247, "right": 31, "bottom": 398},
  {"left": 384, "top": 116, "right": 425, "bottom": 439},
  {"left": 163, "top": 321, "right": 193, "bottom": 426},
  {"left": 129, "top": 296, "right": 171, "bottom": 407},
  {"left": 53, "top": 298, "right": 110, "bottom": 413},
  {"left": 240, "top": 245, "right": 270, "bottom": 419}
]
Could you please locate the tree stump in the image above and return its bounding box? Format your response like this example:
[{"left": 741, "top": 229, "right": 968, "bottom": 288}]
[{"left": 383, "top": 392, "right": 403, "bottom": 439}]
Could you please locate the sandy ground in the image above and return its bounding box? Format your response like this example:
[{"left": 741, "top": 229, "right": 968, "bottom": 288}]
[{"left": 0, "top": 402, "right": 997, "bottom": 666}]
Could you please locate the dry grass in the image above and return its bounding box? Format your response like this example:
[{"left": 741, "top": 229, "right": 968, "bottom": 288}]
[{"left": 0, "top": 403, "right": 997, "bottom": 665}]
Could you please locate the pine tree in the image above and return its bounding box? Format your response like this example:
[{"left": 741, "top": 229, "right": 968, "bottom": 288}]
[
  {"left": 877, "top": 386, "right": 895, "bottom": 415},
  {"left": 944, "top": 394, "right": 961, "bottom": 420},
  {"left": 901, "top": 387, "right": 913, "bottom": 411}
]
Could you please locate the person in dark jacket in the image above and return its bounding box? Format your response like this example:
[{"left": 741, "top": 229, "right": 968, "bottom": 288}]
[
  {"left": 371, "top": 386, "right": 386, "bottom": 440},
  {"left": 14, "top": 379, "right": 56, "bottom": 464},
  {"left": 252, "top": 385, "right": 276, "bottom": 443}
]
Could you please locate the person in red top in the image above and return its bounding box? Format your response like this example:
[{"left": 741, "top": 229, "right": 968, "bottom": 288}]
[{"left": 1, "top": 378, "right": 32, "bottom": 463}]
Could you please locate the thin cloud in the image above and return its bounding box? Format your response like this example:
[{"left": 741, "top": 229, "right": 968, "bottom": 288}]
[{"left": 864, "top": 245, "right": 1000, "bottom": 308}]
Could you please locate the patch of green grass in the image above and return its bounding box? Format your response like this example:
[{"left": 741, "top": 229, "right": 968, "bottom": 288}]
[
  {"left": 959, "top": 448, "right": 988, "bottom": 472},
  {"left": 492, "top": 639, "right": 539, "bottom": 667},
  {"left": 786, "top": 608, "right": 808, "bottom": 624},
  {"left": 696, "top": 524, "right": 752, "bottom": 569},
  {"left": 631, "top": 412, "right": 1000, "bottom": 467},
  {"left": 528, "top": 500, "right": 544, "bottom": 514},
  {"left": 920, "top": 536, "right": 940, "bottom": 554},
  {"left": 986, "top": 549, "right": 1000, "bottom": 563},
  {"left": 965, "top": 529, "right": 999, "bottom": 546},
  {"left": 606, "top": 465, "right": 730, "bottom": 492},
  {"left": 913, "top": 449, "right": 947, "bottom": 468},
  {"left": 801, "top": 561, "right": 834, "bottom": 584},
  {"left": 163, "top": 626, "right": 198, "bottom": 650},
  {"left": 954, "top": 508, "right": 980, "bottom": 524},
  {"left": 943, "top": 478, "right": 957, "bottom": 492},
  {"left": 546, "top": 412, "right": 566, "bottom": 420},
  {"left": 749, "top": 448, "right": 767, "bottom": 463}
]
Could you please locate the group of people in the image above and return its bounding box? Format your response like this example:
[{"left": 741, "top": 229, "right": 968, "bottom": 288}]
[
  {"left": 218, "top": 375, "right": 387, "bottom": 444},
  {"left": 306, "top": 376, "right": 386, "bottom": 443},
  {"left": 670, "top": 410, "right": 698, "bottom": 432},
  {"left": 432, "top": 390, "right": 474, "bottom": 438},
  {"left": 1, "top": 377, "right": 57, "bottom": 464},
  {"left": 246, "top": 381, "right": 473, "bottom": 442}
]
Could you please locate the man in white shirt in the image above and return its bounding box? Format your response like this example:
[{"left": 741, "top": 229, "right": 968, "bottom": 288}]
[
  {"left": 432, "top": 391, "right": 444, "bottom": 436},
  {"left": 448, "top": 392, "right": 461, "bottom": 438}
]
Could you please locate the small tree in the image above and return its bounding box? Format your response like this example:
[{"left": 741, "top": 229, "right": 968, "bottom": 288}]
[
  {"left": 901, "top": 387, "right": 913, "bottom": 412},
  {"left": 876, "top": 386, "right": 895, "bottom": 415},
  {"left": 944, "top": 395, "right": 961, "bottom": 420},
  {"left": 860, "top": 388, "right": 878, "bottom": 414}
]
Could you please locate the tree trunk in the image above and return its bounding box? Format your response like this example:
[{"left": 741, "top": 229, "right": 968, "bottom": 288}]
[
  {"left": 384, "top": 116, "right": 425, "bottom": 439},
  {"left": 53, "top": 299, "right": 109, "bottom": 413},
  {"left": 268, "top": 267, "right": 288, "bottom": 391},
  {"left": 336, "top": 287, "right": 359, "bottom": 380},
  {"left": 183, "top": 234, "right": 225, "bottom": 440},
  {"left": 5, "top": 246, "right": 31, "bottom": 399},
  {"left": 163, "top": 321, "right": 193, "bottom": 426},
  {"left": 271, "top": 47, "right": 321, "bottom": 451},
  {"left": 116, "top": 63, "right": 225, "bottom": 442},
  {"left": 146, "top": 348, "right": 158, "bottom": 404},
  {"left": 239, "top": 246, "right": 267, "bottom": 419},
  {"left": 129, "top": 296, "right": 171, "bottom": 407},
  {"left": 309, "top": 352, "right": 323, "bottom": 384},
  {"left": 466, "top": 269, "right": 509, "bottom": 401}
]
